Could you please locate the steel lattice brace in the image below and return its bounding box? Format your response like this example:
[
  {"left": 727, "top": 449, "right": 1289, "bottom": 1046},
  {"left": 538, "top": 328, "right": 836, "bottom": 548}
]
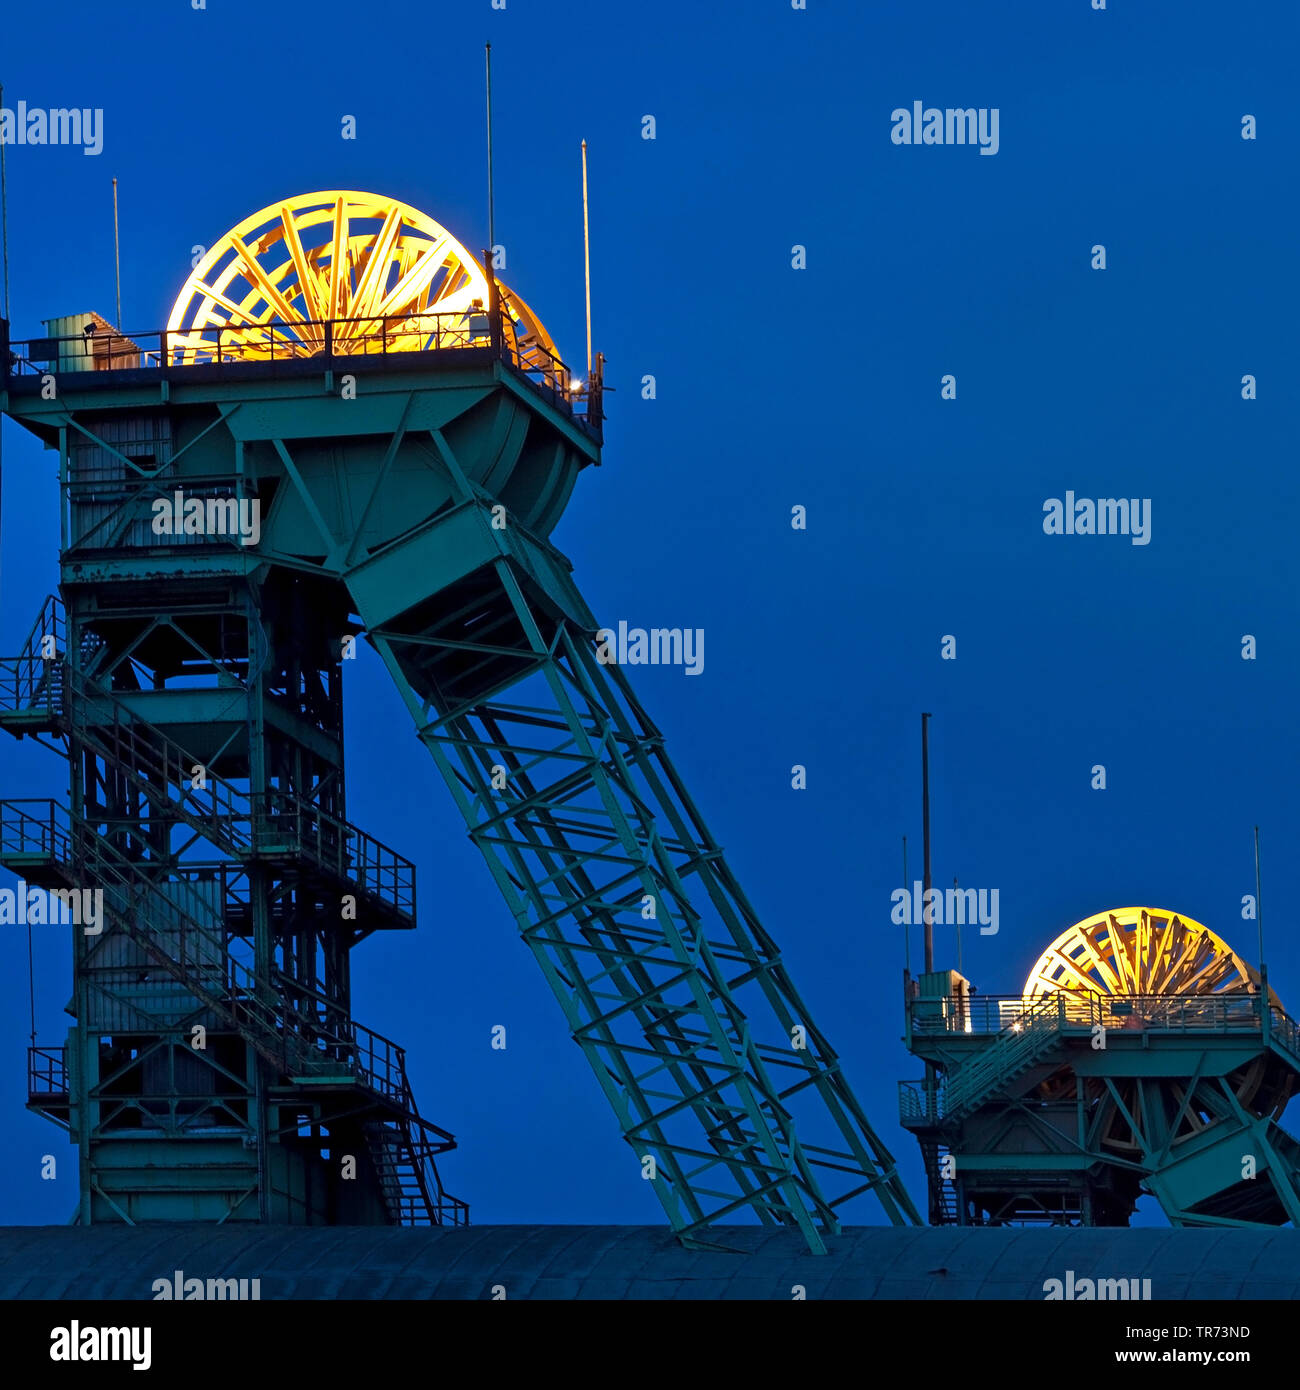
[{"left": 369, "top": 558, "right": 919, "bottom": 1250}]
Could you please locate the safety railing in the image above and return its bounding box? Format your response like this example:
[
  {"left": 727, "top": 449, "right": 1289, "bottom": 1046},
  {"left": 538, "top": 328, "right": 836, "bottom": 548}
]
[
  {"left": 2, "top": 306, "right": 602, "bottom": 437},
  {"left": 274, "top": 973, "right": 408, "bottom": 1106},
  {"left": 1269, "top": 1005, "right": 1300, "bottom": 1067},
  {"left": 67, "top": 475, "right": 262, "bottom": 554},
  {"left": 898, "top": 1078, "right": 946, "bottom": 1124},
  {"left": 0, "top": 603, "right": 416, "bottom": 919},
  {"left": 0, "top": 654, "right": 62, "bottom": 721},
  {"left": 18, "top": 593, "right": 66, "bottom": 662},
  {"left": 28, "top": 1045, "right": 69, "bottom": 1097},
  {"left": 943, "top": 993, "right": 1066, "bottom": 1118},
  {"left": 258, "top": 793, "right": 415, "bottom": 921},
  {"left": 0, "top": 594, "right": 68, "bottom": 720},
  {"left": 0, "top": 798, "right": 73, "bottom": 865},
  {"left": 405, "top": 1134, "right": 471, "bottom": 1227},
  {"left": 5, "top": 794, "right": 425, "bottom": 1115},
  {"left": 64, "top": 665, "right": 415, "bottom": 923},
  {"left": 910, "top": 991, "right": 1275, "bottom": 1037},
  {"left": 908, "top": 989, "right": 1300, "bottom": 1125}
]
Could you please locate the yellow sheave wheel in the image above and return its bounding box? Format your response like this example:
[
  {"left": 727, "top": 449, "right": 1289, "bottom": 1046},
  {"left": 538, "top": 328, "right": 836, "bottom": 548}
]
[
  {"left": 1021, "top": 908, "right": 1290, "bottom": 1154},
  {"left": 1024, "top": 906, "right": 1273, "bottom": 1003},
  {"left": 165, "top": 190, "right": 558, "bottom": 368}
]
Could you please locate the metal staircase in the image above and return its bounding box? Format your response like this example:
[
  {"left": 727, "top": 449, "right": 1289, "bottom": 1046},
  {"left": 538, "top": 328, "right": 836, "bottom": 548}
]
[
  {"left": 943, "top": 993, "right": 1067, "bottom": 1121},
  {"left": 0, "top": 596, "right": 415, "bottom": 933},
  {"left": 0, "top": 795, "right": 465, "bottom": 1225},
  {"left": 364, "top": 1120, "right": 465, "bottom": 1227},
  {"left": 0, "top": 594, "right": 64, "bottom": 734},
  {"left": 920, "top": 1139, "right": 959, "bottom": 1224},
  {"left": 0, "top": 591, "right": 465, "bottom": 1227}
]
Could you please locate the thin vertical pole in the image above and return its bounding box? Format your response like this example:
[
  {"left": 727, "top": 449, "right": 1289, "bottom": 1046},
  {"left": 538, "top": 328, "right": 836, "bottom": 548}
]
[
  {"left": 485, "top": 44, "right": 495, "bottom": 255},
  {"left": 0, "top": 80, "right": 8, "bottom": 618},
  {"left": 0, "top": 80, "right": 10, "bottom": 321},
  {"left": 1255, "top": 825, "right": 1264, "bottom": 968},
  {"left": 902, "top": 835, "right": 910, "bottom": 975},
  {"left": 112, "top": 178, "right": 122, "bottom": 329},
  {"left": 27, "top": 918, "right": 36, "bottom": 1047},
  {"left": 1256, "top": 825, "right": 1270, "bottom": 1043},
  {"left": 920, "top": 712, "right": 939, "bottom": 1224},
  {"left": 954, "top": 875, "right": 962, "bottom": 975},
  {"left": 921, "top": 712, "right": 933, "bottom": 975},
  {"left": 581, "top": 139, "right": 592, "bottom": 377}
]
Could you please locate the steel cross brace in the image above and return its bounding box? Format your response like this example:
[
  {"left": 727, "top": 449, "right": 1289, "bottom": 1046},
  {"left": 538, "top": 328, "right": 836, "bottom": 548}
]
[{"left": 368, "top": 555, "right": 919, "bottom": 1250}]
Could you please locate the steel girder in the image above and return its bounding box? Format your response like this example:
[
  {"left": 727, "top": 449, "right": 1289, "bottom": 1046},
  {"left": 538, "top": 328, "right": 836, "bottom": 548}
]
[{"left": 362, "top": 536, "right": 920, "bottom": 1249}]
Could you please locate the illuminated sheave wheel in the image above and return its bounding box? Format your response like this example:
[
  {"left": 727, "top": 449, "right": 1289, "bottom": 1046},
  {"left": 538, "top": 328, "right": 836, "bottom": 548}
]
[
  {"left": 1023, "top": 907, "right": 1293, "bottom": 1153},
  {"left": 166, "top": 190, "right": 558, "bottom": 370}
]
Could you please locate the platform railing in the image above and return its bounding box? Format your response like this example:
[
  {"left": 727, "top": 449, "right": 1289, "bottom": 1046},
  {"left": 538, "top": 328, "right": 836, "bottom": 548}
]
[
  {"left": 0, "top": 653, "right": 62, "bottom": 719},
  {"left": 1, "top": 795, "right": 428, "bottom": 1119},
  {"left": 943, "top": 993, "right": 1066, "bottom": 1118},
  {"left": 908, "top": 989, "right": 1300, "bottom": 1126},
  {"left": 909, "top": 991, "right": 1275, "bottom": 1037},
  {"left": 898, "top": 1078, "right": 946, "bottom": 1124},
  {"left": 28, "top": 1046, "right": 69, "bottom": 1098},
  {"left": 0, "top": 648, "right": 418, "bottom": 924},
  {"left": 2, "top": 306, "right": 602, "bottom": 436},
  {"left": 258, "top": 793, "right": 414, "bottom": 921},
  {"left": 1268, "top": 1005, "right": 1300, "bottom": 1067},
  {"left": 0, "top": 798, "right": 72, "bottom": 864}
]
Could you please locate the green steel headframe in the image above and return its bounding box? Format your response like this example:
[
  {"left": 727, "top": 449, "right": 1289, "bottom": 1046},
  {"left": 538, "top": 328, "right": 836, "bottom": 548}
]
[{"left": 0, "top": 276, "right": 918, "bottom": 1247}]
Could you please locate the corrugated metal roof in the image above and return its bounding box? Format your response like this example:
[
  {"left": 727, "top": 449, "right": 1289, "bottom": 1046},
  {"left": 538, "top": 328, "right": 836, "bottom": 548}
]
[{"left": 0, "top": 1224, "right": 1296, "bottom": 1299}]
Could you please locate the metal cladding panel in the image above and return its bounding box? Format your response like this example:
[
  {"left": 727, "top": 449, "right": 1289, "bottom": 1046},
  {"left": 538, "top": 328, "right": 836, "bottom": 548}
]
[
  {"left": 0, "top": 1225, "right": 1298, "bottom": 1300},
  {"left": 346, "top": 503, "right": 502, "bottom": 629},
  {"left": 219, "top": 388, "right": 486, "bottom": 443}
]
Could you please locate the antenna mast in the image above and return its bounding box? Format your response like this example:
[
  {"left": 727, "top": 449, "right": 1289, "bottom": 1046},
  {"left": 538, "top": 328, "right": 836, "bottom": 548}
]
[
  {"left": 485, "top": 44, "right": 495, "bottom": 254},
  {"left": 0, "top": 80, "right": 10, "bottom": 321},
  {"left": 112, "top": 178, "right": 122, "bottom": 329},
  {"left": 921, "top": 712, "right": 933, "bottom": 974},
  {"left": 581, "top": 140, "right": 592, "bottom": 378},
  {"left": 1255, "top": 825, "right": 1264, "bottom": 969}
]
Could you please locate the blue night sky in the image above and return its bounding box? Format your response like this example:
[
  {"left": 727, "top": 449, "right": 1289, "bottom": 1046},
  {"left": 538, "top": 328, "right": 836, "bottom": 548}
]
[{"left": 0, "top": 0, "right": 1297, "bottom": 1228}]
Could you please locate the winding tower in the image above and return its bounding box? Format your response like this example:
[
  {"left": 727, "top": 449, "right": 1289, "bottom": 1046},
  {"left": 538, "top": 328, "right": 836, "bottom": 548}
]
[
  {"left": 0, "top": 191, "right": 916, "bottom": 1248},
  {"left": 901, "top": 907, "right": 1300, "bottom": 1226}
]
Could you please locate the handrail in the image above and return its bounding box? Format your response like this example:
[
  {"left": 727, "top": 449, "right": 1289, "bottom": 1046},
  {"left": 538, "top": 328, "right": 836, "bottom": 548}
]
[
  {"left": 944, "top": 994, "right": 1065, "bottom": 1118},
  {"left": 1268, "top": 1005, "right": 1300, "bottom": 1067},
  {"left": 910, "top": 988, "right": 1297, "bottom": 1125},
  {"left": 0, "top": 653, "right": 62, "bottom": 717},
  {"left": 0, "top": 799, "right": 73, "bottom": 868},
  {"left": 4, "top": 307, "right": 600, "bottom": 437},
  {"left": 898, "top": 1078, "right": 945, "bottom": 1124},
  {"left": 0, "top": 795, "right": 420, "bottom": 1114},
  {"left": 910, "top": 990, "right": 1276, "bottom": 1037},
  {"left": 0, "top": 636, "right": 416, "bottom": 921},
  {"left": 28, "top": 1045, "right": 69, "bottom": 1097}
]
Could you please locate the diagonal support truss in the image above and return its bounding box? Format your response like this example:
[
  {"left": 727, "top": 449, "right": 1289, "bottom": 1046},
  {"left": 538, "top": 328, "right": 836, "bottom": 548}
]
[{"left": 367, "top": 554, "right": 919, "bottom": 1249}]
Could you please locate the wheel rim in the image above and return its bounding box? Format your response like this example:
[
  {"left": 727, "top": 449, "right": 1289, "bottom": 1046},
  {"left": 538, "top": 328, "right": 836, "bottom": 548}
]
[
  {"left": 166, "top": 190, "right": 558, "bottom": 366},
  {"left": 1021, "top": 908, "right": 1287, "bottom": 1155},
  {"left": 1024, "top": 906, "right": 1269, "bottom": 1002}
]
